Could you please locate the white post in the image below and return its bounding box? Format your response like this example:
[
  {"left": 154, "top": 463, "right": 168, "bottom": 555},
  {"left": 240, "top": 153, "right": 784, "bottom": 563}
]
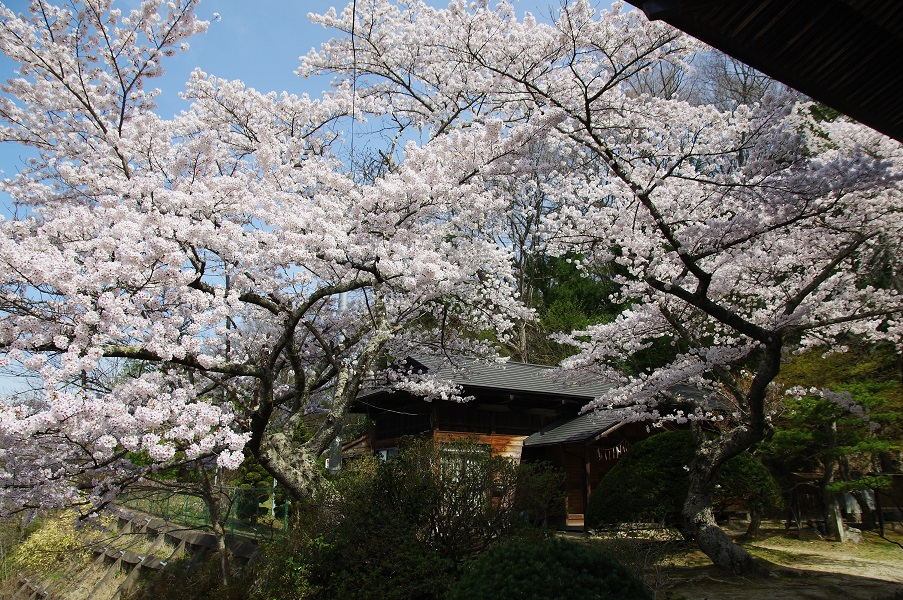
[{"left": 270, "top": 478, "right": 276, "bottom": 519}]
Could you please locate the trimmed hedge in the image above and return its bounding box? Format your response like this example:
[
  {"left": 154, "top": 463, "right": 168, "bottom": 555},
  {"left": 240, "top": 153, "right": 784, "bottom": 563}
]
[{"left": 447, "top": 537, "right": 652, "bottom": 600}]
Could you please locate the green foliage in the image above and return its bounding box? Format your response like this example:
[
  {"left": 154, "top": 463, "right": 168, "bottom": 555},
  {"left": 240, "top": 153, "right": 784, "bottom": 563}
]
[
  {"left": 313, "top": 451, "right": 456, "bottom": 600},
  {"left": 446, "top": 537, "right": 652, "bottom": 600},
  {"left": 249, "top": 439, "right": 564, "bottom": 600},
  {"left": 246, "top": 521, "right": 325, "bottom": 600},
  {"left": 129, "top": 552, "right": 249, "bottom": 600},
  {"left": 716, "top": 447, "right": 784, "bottom": 516},
  {"left": 316, "top": 439, "right": 562, "bottom": 599},
  {"left": 808, "top": 103, "right": 841, "bottom": 123},
  {"left": 588, "top": 431, "right": 693, "bottom": 527},
  {"left": 511, "top": 460, "right": 570, "bottom": 528},
  {"left": 230, "top": 455, "right": 290, "bottom": 523},
  {"left": 825, "top": 475, "right": 893, "bottom": 494},
  {"left": 586, "top": 431, "right": 781, "bottom": 529},
  {"left": 518, "top": 254, "right": 623, "bottom": 364},
  {"left": 764, "top": 343, "right": 902, "bottom": 489},
  {"left": 517, "top": 253, "right": 679, "bottom": 371},
  {"left": 534, "top": 255, "right": 620, "bottom": 332}
]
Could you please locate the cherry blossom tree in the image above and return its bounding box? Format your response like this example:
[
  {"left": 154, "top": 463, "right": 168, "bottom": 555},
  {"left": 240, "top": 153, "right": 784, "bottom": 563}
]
[
  {"left": 305, "top": 0, "right": 903, "bottom": 572},
  {"left": 0, "top": 0, "right": 531, "bottom": 513},
  {"left": 2, "top": 0, "right": 901, "bottom": 576}
]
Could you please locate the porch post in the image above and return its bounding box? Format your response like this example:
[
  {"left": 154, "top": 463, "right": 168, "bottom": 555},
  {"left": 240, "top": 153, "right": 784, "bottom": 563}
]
[{"left": 583, "top": 445, "right": 589, "bottom": 532}]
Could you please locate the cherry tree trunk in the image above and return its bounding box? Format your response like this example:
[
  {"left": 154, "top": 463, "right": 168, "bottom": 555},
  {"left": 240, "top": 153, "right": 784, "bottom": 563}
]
[
  {"left": 683, "top": 468, "right": 757, "bottom": 574},
  {"left": 256, "top": 436, "right": 323, "bottom": 501},
  {"left": 681, "top": 422, "right": 765, "bottom": 574},
  {"left": 198, "top": 468, "right": 232, "bottom": 586},
  {"left": 210, "top": 518, "right": 232, "bottom": 587},
  {"left": 680, "top": 341, "right": 781, "bottom": 572}
]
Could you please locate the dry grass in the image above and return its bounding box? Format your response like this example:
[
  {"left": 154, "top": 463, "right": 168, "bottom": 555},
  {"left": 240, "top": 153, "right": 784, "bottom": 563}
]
[
  {"left": 586, "top": 521, "right": 903, "bottom": 600},
  {"left": 0, "top": 512, "right": 185, "bottom": 600}
]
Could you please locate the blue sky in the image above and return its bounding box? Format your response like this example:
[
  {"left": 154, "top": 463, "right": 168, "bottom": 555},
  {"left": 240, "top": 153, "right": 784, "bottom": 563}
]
[
  {"left": 151, "top": 0, "right": 341, "bottom": 116},
  {"left": 158, "top": 0, "right": 574, "bottom": 111}
]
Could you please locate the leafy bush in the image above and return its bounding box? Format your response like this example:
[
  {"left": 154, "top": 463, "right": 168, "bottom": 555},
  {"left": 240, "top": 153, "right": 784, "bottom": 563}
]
[
  {"left": 715, "top": 444, "right": 784, "bottom": 518},
  {"left": 231, "top": 454, "right": 291, "bottom": 523},
  {"left": 321, "top": 439, "right": 563, "bottom": 599},
  {"left": 586, "top": 431, "right": 781, "bottom": 529},
  {"left": 245, "top": 516, "right": 325, "bottom": 600},
  {"left": 250, "top": 438, "right": 564, "bottom": 600},
  {"left": 446, "top": 537, "right": 652, "bottom": 600},
  {"left": 129, "top": 551, "right": 250, "bottom": 600},
  {"left": 313, "top": 456, "right": 456, "bottom": 600}
]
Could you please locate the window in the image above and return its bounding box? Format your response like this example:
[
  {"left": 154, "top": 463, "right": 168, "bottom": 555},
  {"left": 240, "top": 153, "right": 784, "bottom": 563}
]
[
  {"left": 376, "top": 447, "right": 399, "bottom": 461},
  {"left": 439, "top": 443, "right": 493, "bottom": 512}
]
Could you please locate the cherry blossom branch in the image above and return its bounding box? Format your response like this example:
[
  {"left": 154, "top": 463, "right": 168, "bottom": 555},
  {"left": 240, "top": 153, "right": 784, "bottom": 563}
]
[
  {"left": 791, "top": 308, "right": 903, "bottom": 333},
  {"left": 645, "top": 277, "right": 773, "bottom": 344},
  {"left": 100, "top": 345, "right": 261, "bottom": 378},
  {"left": 782, "top": 235, "right": 866, "bottom": 315}
]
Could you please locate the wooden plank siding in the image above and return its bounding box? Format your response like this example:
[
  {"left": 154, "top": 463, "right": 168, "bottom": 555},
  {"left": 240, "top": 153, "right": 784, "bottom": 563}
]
[
  {"left": 433, "top": 431, "right": 527, "bottom": 462},
  {"left": 341, "top": 434, "right": 372, "bottom": 458}
]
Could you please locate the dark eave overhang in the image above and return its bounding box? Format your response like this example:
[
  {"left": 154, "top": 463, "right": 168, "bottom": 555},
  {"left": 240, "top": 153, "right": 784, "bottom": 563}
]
[
  {"left": 351, "top": 384, "right": 589, "bottom": 415},
  {"left": 523, "top": 413, "right": 622, "bottom": 447},
  {"left": 625, "top": 0, "right": 903, "bottom": 142}
]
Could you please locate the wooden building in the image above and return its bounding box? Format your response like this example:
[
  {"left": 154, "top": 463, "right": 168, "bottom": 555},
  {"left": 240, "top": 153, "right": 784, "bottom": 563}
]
[{"left": 347, "top": 357, "right": 667, "bottom": 529}]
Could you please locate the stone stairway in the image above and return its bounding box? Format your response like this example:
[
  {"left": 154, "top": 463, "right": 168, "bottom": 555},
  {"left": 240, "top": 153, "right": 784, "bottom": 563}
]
[{"left": 12, "top": 510, "right": 259, "bottom": 600}]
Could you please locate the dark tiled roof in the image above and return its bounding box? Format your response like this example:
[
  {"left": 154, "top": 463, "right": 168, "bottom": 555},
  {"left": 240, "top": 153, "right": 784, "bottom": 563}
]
[
  {"left": 409, "top": 357, "right": 616, "bottom": 400},
  {"left": 523, "top": 413, "right": 621, "bottom": 446}
]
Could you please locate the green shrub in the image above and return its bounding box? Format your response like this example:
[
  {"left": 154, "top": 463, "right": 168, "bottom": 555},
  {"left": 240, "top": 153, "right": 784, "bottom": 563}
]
[
  {"left": 249, "top": 438, "right": 564, "bottom": 600},
  {"left": 129, "top": 552, "right": 250, "bottom": 600},
  {"left": 447, "top": 537, "right": 652, "bottom": 600},
  {"left": 512, "top": 460, "right": 569, "bottom": 528},
  {"left": 314, "top": 459, "right": 455, "bottom": 600},
  {"left": 246, "top": 525, "right": 325, "bottom": 600},
  {"left": 586, "top": 430, "right": 781, "bottom": 529},
  {"left": 317, "top": 439, "right": 562, "bottom": 599},
  {"left": 231, "top": 455, "right": 291, "bottom": 523},
  {"left": 715, "top": 444, "right": 784, "bottom": 518}
]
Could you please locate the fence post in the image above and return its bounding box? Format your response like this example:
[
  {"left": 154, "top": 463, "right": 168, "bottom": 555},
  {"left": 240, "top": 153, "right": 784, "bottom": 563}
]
[
  {"left": 283, "top": 498, "right": 289, "bottom": 535},
  {"left": 226, "top": 487, "right": 234, "bottom": 536},
  {"left": 875, "top": 488, "right": 885, "bottom": 538}
]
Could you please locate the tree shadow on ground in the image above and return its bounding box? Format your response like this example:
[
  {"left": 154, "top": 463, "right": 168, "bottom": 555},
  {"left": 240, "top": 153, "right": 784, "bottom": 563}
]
[{"left": 660, "top": 559, "right": 903, "bottom": 600}]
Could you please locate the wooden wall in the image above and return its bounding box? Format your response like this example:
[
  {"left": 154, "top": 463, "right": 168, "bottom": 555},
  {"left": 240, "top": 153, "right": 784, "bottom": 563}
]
[{"left": 433, "top": 431, "right": 527, "bottom": 462}]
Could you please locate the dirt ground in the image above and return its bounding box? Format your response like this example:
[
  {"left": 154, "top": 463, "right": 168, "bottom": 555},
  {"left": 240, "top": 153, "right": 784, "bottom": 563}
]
[{"left": 644, "top": 522, "right": 903, "bottom": 600}]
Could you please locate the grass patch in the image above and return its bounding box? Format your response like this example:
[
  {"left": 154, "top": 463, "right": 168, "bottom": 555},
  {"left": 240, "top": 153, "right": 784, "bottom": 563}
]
[{"left": 745, "top": 545, "right": 821, "bottom": 565}]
